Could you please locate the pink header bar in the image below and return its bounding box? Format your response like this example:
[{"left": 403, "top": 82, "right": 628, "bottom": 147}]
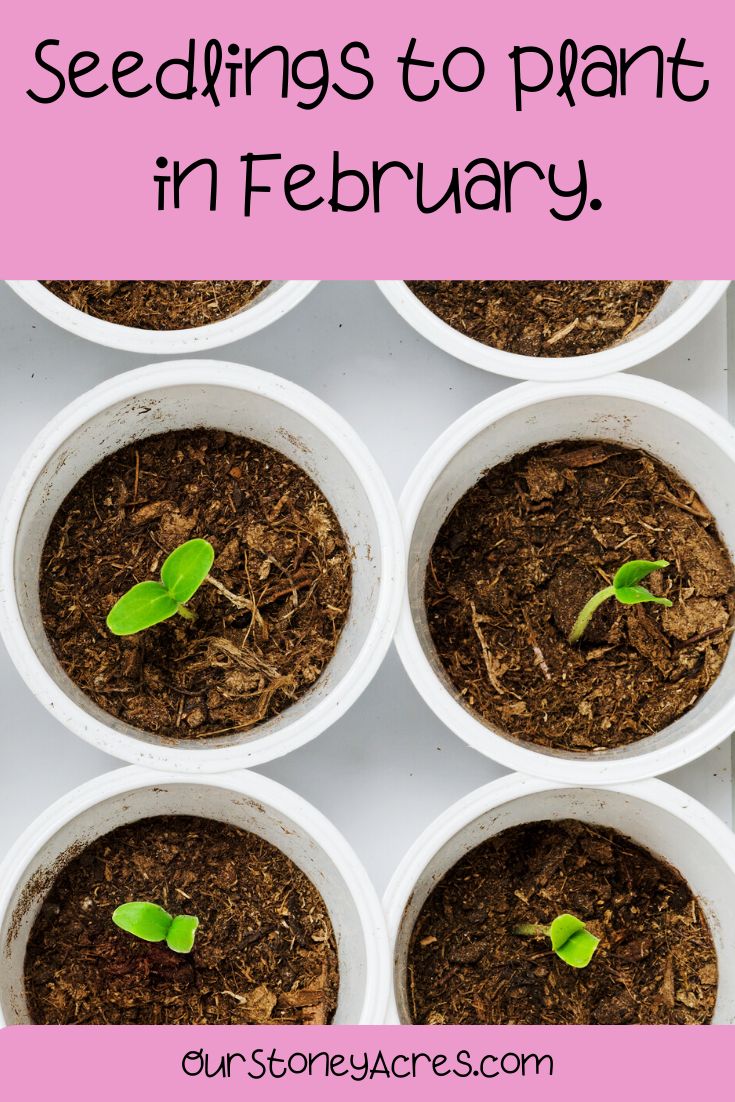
[
  {"left": 0, "top": 0, "right": 733, "bottom": 276},
  {"left": 0, "top": 1023, "right": 729, "bottom": 1099}
]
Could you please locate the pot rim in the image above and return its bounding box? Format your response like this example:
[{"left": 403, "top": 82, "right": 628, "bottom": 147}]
[
  {"left": 5, "top": 280, "right": 320, "bottom": 354},
  {"left": 376, "top": 280, "right": 730, "bottom": 382},
  {"left": 395, "top": 372, "right": 735, "bottom": 784},
  {"left": 0, "top": 359, "right": 404, "bottom": 772},
  {"left": 382, "top": 773, "right": 735, "bottom": 1022},
  {"left": 0, "top": 765, "right": 391, "bottom": 1027}
]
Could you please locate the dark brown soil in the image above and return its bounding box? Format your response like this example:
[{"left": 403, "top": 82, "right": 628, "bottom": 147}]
[
  {"left": 407, "top": 281, "right": 669, "bottom": 357},
  {"left": 407, "top": 819, "right": 717, "bottom": 1025},
  {"left": 39, "top": 428, "right": 351, "bottom": 739},
  {"left": 24, "top": 815, "right": 339, "bottom": 1025},
  {"left": 426, "top": 440, "right": 735, "bottom": 750},
  {"left": 41, "top": 281, "right": 270, "bottom": 330}
]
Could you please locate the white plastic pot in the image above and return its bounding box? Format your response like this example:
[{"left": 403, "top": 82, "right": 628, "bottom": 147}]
[
  {"left": 5, "top": 280, "right": 318, "bottom": 355},
  {"left": 0, "top": 767, "right": 389, "bottom": 1025},
  {"left": 397, "top": 373, "right": 735, "bottom": 785},
  {"left": 377, "top": 280, "right": 730, "bottom": 381},
  {"left": 384, "top": 774, "right": 735, "bottom": 1024},
  {"left": 0, "top": 360, "right": 403, "bottom": 771}
]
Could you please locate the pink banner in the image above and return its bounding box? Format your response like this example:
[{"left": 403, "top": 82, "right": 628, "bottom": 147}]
[
  {"left": 0, "top": 1024, "right": 729, "bottom": 1099},
  {"left": 0, "top": 0, "right": 732, "bottom": 276}
]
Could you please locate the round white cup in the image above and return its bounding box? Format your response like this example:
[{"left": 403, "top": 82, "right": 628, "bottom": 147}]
[
  {"left": 384, "top": 774, "right": 735, "bottom": 1023},
  {"left": 0, "top": 767, "right": 390, "bottom": 1025},
  {"left": 396, "top": 373, "right": 735, "bottom": 785},
  {"left": 0, "top": 360, "right": 404, "bottom": 771},
  {"left": 5, "top": 280, "right": 318, "bottom": 355},
  {"left": 376, "top": 281, "right": 730, "bottom": 381}
]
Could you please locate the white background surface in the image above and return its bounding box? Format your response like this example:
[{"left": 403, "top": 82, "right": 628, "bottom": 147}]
[{"left": 0, "top": 280, "right": 732, "bottom": 893}]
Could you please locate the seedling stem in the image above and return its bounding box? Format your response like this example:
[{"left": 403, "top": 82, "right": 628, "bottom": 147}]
[{"left": 569, "top": 558, "right": 673, "bottom": 644}]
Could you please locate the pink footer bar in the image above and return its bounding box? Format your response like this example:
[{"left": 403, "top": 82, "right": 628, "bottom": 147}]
[{"left": 0, "top": 1024, "right": 727, "bottom": 1099}]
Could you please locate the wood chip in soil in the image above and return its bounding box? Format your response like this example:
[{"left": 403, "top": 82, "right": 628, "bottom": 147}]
[
  {"left": 407, "top": 819, "right": 717, "bottom": 1025},
  {"left": 407, "top": 281, "right": 669, "bottom": 356},
  {"left": 39, "top": 428, "right": 351, "bottom": 739},
  {"left": 41, "top": 280, "right": 270, "bottom": 330},
  {"left": 425, "top": 440, "right": 735, "bottom": 751},
  {"left": 24, "top": 815, "right": 339, "bottom": 1025}
]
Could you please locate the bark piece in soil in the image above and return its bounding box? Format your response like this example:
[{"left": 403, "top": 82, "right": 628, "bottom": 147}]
[
  {"left": 425, "top": 440, "right": 735, "bottom": 750},
  {"left": 24, "top": 815, "right": 339, "bottom": 1025},
  {"left": 39, "top": 428, "right": 351, "bottom": 739},
  {"left": 407, "top": 819, "right": 717, "bottom": 1025},
  {"left": 41, "top": 281, "right": 270, "bottom": 330},
  {"left": 406, "top": 281, "right": 669, "bottom": 357}
]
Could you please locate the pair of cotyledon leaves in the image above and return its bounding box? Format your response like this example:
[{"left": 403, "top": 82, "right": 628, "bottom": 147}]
[
  {"left": 106, "top": 538, "right": 214, "bottom": 636},
  {"left": 569, "top": 558, "right": 672, "bottom": 643},
  {"left": 547, "top": 914, "right": 600, "bottom": 968},
  {"left": 608, "top": 558, "right": 673, "bottom": 606},
  {"left": 113, "top": 901, "right": 199, "bottom": 954}
]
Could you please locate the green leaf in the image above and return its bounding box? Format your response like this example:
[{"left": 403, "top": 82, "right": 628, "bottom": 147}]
[
  {"left": 570, "top": 557, "right": 672, "bottom": 642},
  {"left": 613, "top": 559, "right": 669, "bottom": 589},
  {"left": 112, "top": 901, "right": 172, "bottom": 942},
  {"left": 166, "top": 914, "right": 200, "bottom": 954},
  {"left": 615, "top": 586, "right": 673, "bottom": 607},
  {"left": 549, "top": 913, "right": 599, "bottom": 968},
  {"left": 160, "top": 539, "right": 215, "bottom": 604},
  {"left": 557, "top": 929, "right": 600, "bottom": 968},
  {"left": 106, "top": 538, "right": 215, "bottom": 636},
  {"left": 106, "top": 581, "right": 179, "bottom": 636},
  {"left": 549, "top": 913, "right": 585, "bottom": 950}
]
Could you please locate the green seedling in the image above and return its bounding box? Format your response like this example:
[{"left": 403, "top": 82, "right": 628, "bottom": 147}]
[
  {"left": 513, "top": 912, "right": 600, "bottom": 969},
  {"left": 569, "top": 558, "right": 673, "bottom": 644},
  {"left": 106, "top": 538, "right": 215, "bottom": 636},
  {"left": 112, "top": 901, "right": 200, "bottom": 954}
]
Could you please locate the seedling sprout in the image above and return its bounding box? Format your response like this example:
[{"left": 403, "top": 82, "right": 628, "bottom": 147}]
[
  {"left": 513, "top": 912, "right": 599, "bottom": 968},
  {"left": 569, "top": 558, "right": 672, "bottom": 644},
  {"left": 112, "top": 901, "right": 199, "bottom": 954},
  {"left": 106, "top": 538, "right": 214, "bottom": 635}
]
